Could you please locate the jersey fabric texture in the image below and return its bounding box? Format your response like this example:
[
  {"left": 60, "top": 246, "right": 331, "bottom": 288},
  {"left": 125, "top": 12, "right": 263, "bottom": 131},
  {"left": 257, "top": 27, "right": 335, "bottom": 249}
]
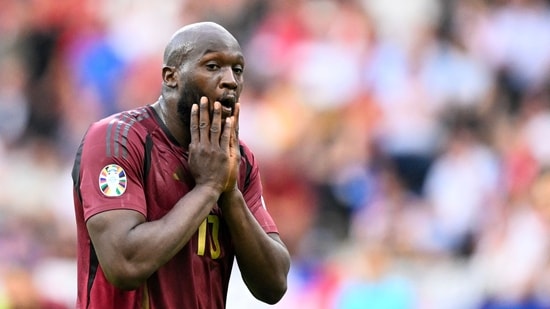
[{"left": 72, "top": 105, "right": 278, "bottom": 309}]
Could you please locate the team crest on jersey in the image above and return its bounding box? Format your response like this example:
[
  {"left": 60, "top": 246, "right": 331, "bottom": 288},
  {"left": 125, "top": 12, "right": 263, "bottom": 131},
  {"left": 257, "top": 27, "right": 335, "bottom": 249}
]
[{"left": 99, "top": 164, "right": 127, "bottom": 197}]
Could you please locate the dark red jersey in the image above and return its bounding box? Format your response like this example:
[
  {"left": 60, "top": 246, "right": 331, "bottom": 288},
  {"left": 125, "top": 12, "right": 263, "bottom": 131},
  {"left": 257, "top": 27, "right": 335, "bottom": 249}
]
[{"left": 72, "top": 105, "right": 278, "bottom": 309}]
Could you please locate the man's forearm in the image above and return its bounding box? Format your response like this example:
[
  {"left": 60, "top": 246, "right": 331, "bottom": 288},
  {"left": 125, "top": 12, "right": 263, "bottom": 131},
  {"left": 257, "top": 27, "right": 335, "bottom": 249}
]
[{"left": 219, "top": 190, "right": 290, "bottom": 303}]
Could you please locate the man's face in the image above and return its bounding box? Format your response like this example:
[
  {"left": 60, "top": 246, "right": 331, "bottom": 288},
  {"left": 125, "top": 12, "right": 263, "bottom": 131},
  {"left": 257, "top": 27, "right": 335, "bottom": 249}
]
[{"left": 175, "top": 35, "right": 244, "bottom": 127}]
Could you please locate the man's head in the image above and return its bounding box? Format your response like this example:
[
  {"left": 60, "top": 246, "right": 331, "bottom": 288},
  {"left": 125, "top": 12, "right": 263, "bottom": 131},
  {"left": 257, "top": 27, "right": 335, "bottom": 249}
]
[{"left": 161, "top": 22, "right": 244, "bottom": 128}]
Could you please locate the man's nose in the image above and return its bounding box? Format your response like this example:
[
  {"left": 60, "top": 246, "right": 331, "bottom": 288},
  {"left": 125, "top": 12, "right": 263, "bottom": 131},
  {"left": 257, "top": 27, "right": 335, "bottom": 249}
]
[{"left": 220, "top": 68, "right": 238, "bottom": 89}]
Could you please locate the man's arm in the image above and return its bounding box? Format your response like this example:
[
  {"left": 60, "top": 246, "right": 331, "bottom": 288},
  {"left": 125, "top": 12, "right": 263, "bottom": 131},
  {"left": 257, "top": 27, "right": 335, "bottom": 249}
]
[
  {"left": 219, "top": 189, "right": 291, "bottom": 304},
  {"left": 86, "top": 184, "right": 220, "bottom": 290}
]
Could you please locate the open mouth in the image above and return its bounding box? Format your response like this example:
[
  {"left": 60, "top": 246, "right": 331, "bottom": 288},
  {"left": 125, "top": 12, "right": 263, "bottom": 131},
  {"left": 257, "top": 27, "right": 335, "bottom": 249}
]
[{"left": 219, "top": 96, "right": 236, "bottom": 117}]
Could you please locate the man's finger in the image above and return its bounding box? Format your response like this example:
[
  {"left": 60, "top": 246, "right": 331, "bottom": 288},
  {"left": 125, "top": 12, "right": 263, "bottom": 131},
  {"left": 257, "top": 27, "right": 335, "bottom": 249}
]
[
  {"left": 199, "top": 96, "right": 210, "bottom": 144},
  {"left": 220, "top": 116, "right": 232, "bottom": 151},
  {"left": 210, "top": 101, "right": 222, "bottom": 146},
  {"left": 190, "top": 103, "right": 200, "bottom": 146}
]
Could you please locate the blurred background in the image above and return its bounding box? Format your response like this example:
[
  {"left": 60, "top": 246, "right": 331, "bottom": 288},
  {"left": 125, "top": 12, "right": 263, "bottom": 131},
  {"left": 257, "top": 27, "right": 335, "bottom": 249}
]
[{"left": 1, "top": 0, "right": 550, "bottom": 308}]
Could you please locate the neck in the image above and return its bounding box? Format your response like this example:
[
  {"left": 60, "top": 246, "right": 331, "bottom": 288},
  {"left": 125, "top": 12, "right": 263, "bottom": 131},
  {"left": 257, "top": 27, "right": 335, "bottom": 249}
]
[{"left": 153, "top": 96, "right": 190, "bottom": 148}]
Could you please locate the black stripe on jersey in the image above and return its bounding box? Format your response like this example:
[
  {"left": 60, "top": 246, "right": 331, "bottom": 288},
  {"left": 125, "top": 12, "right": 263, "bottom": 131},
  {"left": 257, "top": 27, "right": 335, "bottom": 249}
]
[
  {"left": 71, "top": 134, "right": 99, "bottom": 308},
  {"left": 86, "top": 244, "right": 99, "bottom": 309},
  {"left": 72, "top": 139, "right": 85, "bottom": 200},
  {"left": 144, "top": 133, "right": 153, "bottom": 180}
]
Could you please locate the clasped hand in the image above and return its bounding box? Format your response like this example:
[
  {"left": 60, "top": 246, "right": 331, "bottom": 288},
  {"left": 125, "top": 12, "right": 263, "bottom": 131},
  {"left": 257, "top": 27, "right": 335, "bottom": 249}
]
[{"left": 188, "top": 96, "right": 240, "bottom": 193}]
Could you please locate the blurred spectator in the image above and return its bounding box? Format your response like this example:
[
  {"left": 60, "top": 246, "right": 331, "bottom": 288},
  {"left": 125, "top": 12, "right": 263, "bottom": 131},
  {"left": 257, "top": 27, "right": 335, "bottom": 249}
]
[
  {"left": 0, "top": 267, "right": 67, "bottom": 309},
  {"left": 473, "top": 167, "right": 550, "bottom": 309},
  {"left": 422, "top": 110, "right": 501, "bottom": 256},
  {"left": 0, "top": 49, "right": 28, "bottom": 148},
  {"left": 331, "top": 244, "right": 417, "bottom": 309}
]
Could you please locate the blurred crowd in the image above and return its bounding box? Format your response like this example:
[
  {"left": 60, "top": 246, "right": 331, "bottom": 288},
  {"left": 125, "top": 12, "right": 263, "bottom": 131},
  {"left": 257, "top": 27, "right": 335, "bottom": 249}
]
[{"left": 1, "top": 0, "right": 550, "bottom": 308}]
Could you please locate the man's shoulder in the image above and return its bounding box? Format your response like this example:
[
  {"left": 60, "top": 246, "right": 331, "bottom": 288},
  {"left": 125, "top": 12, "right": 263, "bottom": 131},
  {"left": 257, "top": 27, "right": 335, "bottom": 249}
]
[
  {"left": 238, "top": 139, "right": 258, "bottom": 168},
  {"left": 88, "top": 106, "right": 155, "bottom": 137},
  {"left": 238, "top": 139, "right": 253, "bottom": 152},
  {"left": 238, "top": 139, "right": 254, "bottom": 157},
  {"left": 81, "top": 106, "right": 157, "bottom": 158},
  {"left": 93, "top": 106, "right": 153, "bottom": 127}
]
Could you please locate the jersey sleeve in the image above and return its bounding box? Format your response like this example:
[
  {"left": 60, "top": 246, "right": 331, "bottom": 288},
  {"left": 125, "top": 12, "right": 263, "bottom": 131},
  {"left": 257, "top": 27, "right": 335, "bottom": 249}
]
[
  {"left": 78, "top": 116, "right": 148, "bottom": 221},
  {"left": 239, "top": 142, "right": 278, "bottom": 233}
]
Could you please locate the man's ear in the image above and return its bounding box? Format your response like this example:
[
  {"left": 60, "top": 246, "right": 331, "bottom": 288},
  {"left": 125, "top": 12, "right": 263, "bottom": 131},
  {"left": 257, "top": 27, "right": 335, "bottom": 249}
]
[{"left": 162, "top": 66, "right": 177, "bottom": 88}]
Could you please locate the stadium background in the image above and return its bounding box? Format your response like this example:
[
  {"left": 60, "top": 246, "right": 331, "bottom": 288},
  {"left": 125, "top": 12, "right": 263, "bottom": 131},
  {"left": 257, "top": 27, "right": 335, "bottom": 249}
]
[{"left": 1, "top": 0, "right": 550, "bottom": 308}]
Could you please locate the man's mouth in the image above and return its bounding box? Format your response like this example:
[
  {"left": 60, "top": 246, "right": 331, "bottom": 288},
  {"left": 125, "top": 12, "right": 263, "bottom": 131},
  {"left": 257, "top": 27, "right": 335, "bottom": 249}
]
[{"left": 219, "top": 96, "right": 236, "bottom": 117}]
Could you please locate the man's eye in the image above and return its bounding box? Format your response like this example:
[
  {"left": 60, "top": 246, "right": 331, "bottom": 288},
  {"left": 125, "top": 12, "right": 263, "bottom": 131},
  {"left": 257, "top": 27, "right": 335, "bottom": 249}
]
[
  {"left": 206, "top": 64, "right": 220, "bottom": 70},
  {"left": 233, "top": 67, "right": 243, "bottom": 75}
]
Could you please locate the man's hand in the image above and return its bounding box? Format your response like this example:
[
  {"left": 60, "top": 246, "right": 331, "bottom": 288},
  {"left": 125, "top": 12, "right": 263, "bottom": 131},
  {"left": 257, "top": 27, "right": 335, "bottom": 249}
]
[{"left": 188, "top": 96, "right": 239, "bottom": 193}]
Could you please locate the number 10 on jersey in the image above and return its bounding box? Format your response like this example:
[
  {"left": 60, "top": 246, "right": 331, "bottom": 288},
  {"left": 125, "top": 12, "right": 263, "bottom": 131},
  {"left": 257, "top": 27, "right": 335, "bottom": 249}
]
[{"left": 197, "top": 215, "right": 221, "bottom": 259}]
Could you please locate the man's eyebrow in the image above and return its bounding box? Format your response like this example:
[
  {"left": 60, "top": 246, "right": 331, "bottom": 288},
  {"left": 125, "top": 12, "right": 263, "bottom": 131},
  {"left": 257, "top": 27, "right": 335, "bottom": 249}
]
[{"left": 201, "top": 49, "right": 244, "bottom": 62}]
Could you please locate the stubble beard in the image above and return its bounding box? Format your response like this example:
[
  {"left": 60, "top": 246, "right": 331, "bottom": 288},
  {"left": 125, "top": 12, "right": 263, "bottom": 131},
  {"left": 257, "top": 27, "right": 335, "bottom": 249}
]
[{"left": 176, "top": 84, "right": 203, "bottom": 129}]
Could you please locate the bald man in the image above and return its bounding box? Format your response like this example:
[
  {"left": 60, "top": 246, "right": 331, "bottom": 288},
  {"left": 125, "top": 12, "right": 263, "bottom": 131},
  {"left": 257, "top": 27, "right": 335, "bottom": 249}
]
[{"left": 72, "top": 22, "right": 290, "bottom": 309}]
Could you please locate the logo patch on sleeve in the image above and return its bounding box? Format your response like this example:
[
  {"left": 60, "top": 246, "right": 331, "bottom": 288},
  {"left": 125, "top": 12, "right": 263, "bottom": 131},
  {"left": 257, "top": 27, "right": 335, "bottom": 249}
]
[{"left": 99, "top": 164, "right": 127, "bottom": 197}]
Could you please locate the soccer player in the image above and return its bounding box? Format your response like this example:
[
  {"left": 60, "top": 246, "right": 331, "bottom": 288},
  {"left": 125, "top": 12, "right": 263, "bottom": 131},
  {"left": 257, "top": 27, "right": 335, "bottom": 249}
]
[{"left": 72, "top": 22, "right": 291, "bottom": 308}]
